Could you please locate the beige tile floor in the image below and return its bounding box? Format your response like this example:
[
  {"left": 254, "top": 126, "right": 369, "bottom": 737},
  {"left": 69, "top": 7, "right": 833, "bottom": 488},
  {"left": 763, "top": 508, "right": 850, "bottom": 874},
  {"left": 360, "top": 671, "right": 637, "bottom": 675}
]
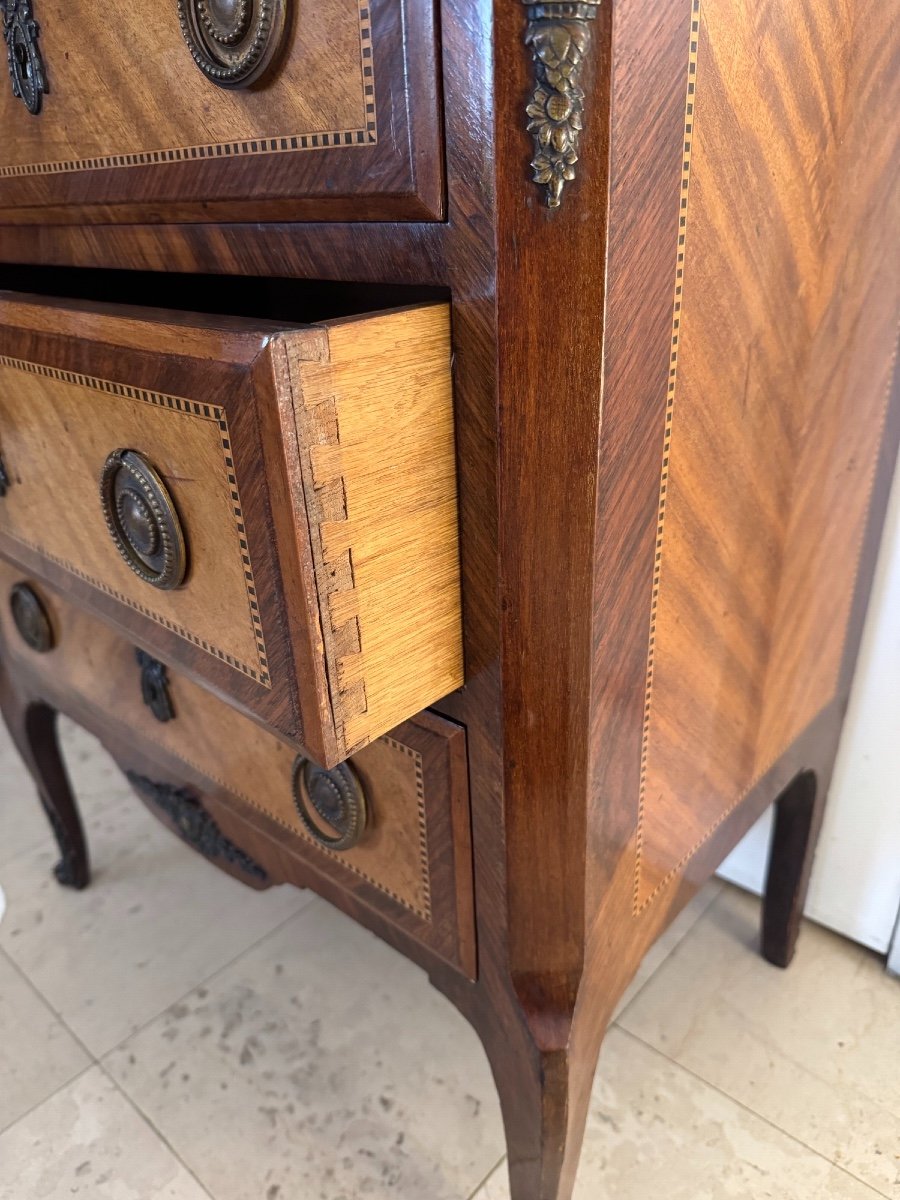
[{"left": 1, "top": 718, "right": 898, "bottom": 1200}]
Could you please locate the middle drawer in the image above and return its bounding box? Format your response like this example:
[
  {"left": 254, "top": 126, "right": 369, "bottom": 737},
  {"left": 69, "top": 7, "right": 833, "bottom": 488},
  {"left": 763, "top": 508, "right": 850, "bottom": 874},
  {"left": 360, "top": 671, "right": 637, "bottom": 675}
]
[{"left": 0, "top": 291, "right": 462, "bottom": 766}]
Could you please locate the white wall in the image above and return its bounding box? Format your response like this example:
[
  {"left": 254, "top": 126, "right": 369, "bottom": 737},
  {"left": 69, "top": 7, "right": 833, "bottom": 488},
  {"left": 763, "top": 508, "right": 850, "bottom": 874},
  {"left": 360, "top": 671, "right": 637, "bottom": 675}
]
[{"left": 720, "top": 450, "right": 900, "bottom": 954}]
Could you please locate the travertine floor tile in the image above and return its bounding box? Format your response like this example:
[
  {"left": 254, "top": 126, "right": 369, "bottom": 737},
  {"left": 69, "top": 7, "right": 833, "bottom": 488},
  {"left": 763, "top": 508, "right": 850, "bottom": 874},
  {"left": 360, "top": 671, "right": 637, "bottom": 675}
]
[
  {"left": 471, "top": 1029, "right": 883, "bottom": 1200},
  {"left": 0, "top": 727, "right": 46, "bottom": 868},
  {"left": 0, "top": 1066, "right": 212, "bottom": 1199},
  {"left": 0, "top": 948, "right": 90, "bottom": 1133},
  {"left": 619, "top": 885, "right": 900, "bottom": 1197},
  {"left": 105, "top": 898, "right": 506, "bottom": 1200},
  {"left": 0, "top": 732, "right": 311, "bottom": 1056}
]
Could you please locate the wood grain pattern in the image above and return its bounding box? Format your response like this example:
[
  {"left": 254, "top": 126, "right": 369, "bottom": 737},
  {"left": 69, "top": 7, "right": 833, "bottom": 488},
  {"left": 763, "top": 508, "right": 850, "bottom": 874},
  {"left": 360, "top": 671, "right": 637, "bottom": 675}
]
[
  {"left": 0, "top": 294, "right": 463, "bottom": 765},
  {"left": 0, "top": 559, "right": 476, "bottom": 976},
  {"left": 280, "top": 306, "right": 464, "bottom": 755},
  {"left": 0, "top": 0, "right": 443, "bottom": 223},
  {"left": 0, "top": 357, "right": 270, "bottom": 683},
  {"left": 630, "top": 0, "right": 900, "bottom": 910},
  {"left": 1, "top": 0, "right": 899, "bottom": 1195}
]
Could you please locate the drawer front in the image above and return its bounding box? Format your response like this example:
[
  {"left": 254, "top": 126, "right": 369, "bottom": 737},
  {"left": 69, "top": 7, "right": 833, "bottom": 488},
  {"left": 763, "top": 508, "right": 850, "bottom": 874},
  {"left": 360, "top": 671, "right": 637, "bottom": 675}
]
[
  {"left": 0, "top": 0, "right": 442, "bottom": 223},
  {"left": 0, "top": 293, "right": 463, "bottom": 765},
  {"left": 0, "top": 564, "right": 476, "bottom": 976}
]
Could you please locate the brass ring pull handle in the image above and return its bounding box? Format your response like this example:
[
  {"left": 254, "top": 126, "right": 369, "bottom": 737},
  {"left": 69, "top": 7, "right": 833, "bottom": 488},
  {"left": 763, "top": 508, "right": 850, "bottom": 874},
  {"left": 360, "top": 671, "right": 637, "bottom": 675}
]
[
  {"left": 10, "top": 582, "right": 54, "bottom": 652},
  {"left": 2, "top": 0, "right": 47, "bottom": 115},
  {"left": 291, "top": 757, "right": 369, "bottom": 852},
  {"left": 177, "top": 0, "right": 287, "bottom": 88},
  {"left": 100, "top": 450, "right": 188, "bottom": 591}
]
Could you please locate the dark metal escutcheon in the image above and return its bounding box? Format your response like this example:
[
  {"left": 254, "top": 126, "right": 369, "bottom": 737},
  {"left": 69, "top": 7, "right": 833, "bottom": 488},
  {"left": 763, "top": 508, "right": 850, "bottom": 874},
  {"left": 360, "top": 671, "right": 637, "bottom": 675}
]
[
  {"left": 100, "top": 450, "right": 187, "bottom": 591},
  {"left": 136, "top": 649, "right": 176, "bottom": 723},
  {"left": 0, "top": 452, "right": 10, "bottom": 496},
  {"left": 2, "top": 0, "right": 47, "bottom": 115},
  {"left": 291, "top": 756, "right": 369, "bottom": 851},
  {"left": 10, "top": 582, "right": 54, "bottom": 652},
  {"left": 177, "top": 0, "right": 287, "bottom": 88}
]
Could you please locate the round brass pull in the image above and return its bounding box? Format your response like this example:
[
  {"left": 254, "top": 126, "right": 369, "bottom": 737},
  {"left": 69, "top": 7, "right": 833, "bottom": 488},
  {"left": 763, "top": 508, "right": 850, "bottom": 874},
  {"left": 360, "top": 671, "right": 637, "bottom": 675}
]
[
  {"left": 100, "top": 450, "right": 187, "bottom": 591},
  {"left": 10, "top": 582, "right": 54, "bottom": 653},
  {"left": 177, "top": 0, "right": 287, "bottom": 88},
  {"left": 291, "top": 757, "right": 369, "bottom": 852}
]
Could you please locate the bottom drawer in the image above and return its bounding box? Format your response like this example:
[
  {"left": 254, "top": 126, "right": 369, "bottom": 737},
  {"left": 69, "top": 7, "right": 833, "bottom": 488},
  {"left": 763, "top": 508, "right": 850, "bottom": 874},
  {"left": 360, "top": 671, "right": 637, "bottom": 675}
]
[{"left": 0, "top": 566, "right": 476, "bottom": 978}]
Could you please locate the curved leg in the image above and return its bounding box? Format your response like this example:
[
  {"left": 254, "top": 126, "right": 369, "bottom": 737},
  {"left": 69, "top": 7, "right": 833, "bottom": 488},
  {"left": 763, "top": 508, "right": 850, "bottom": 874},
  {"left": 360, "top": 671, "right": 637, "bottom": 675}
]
[
  {"left": 456, "top": 982, "right": 606, "bottom": 1200},
  {"left": 499, "top": 1043, "right": 596, "bottom": 1200},
  {"left": 762, "top": 770, "right": 821, "bottom": 968},
  {"left": 0, "top": 670, "right": 90, "bottom": 890}
]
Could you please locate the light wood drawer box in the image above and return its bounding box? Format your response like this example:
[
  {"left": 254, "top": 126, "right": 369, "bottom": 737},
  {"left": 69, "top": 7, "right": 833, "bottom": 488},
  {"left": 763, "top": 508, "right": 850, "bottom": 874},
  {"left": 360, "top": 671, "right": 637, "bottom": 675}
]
[
  {"left": 0, "top": 0, "right": 442, "bottom": 224},
  {"left": 0, "top": 562, "right": 476, "bottom": 977},
  {"left": 0, "top": 292, "right": 463, "bottom": 767}
]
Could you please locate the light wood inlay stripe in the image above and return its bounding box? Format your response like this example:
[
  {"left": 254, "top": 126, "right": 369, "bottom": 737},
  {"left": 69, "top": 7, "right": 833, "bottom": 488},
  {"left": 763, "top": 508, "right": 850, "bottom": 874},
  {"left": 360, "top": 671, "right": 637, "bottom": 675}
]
[{"left": 634, "top": 0, "right": 702, "bottom": 914}]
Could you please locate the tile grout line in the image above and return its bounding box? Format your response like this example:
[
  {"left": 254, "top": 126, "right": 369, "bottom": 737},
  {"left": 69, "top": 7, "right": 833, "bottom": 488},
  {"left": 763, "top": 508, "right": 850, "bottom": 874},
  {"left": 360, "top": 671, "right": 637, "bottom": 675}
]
[
  {"left": 0, "top": 944, "right": 97, "bottom": 1136},
  {"left": 0, "top": 1060, "right": 96, "bottom": 1139},
  {"left": 0, "top": 943, "right": 97, "bottom": 1063},
  {"left": 98, "top": 891, "right": 320, "bottom": 1061},
  {"left": 1, "top": 802, "right": 316, "bottom": 1059},
  {"left": 96, "top": 1060, "right": 217, "bottom": 1200},
  {"left": 465, "top": 1155, "right": 507, "bottom": 1200},
  {"left": 614, "top": 1025, "right": 894, "bottom": 1200}
]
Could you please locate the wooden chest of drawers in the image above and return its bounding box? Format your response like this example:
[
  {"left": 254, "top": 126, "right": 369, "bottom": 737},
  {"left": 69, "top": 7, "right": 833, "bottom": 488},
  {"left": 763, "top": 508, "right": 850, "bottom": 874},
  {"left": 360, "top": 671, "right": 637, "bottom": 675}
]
[{"left": 0, "top": 0, "right": 897, "bottom": 1197}]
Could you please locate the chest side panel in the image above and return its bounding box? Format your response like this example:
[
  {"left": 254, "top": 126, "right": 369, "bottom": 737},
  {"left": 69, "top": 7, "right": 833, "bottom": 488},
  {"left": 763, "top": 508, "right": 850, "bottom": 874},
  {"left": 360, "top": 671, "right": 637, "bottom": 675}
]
[{"left": 595, "top": 0, "right": 899, "bottom": 912}]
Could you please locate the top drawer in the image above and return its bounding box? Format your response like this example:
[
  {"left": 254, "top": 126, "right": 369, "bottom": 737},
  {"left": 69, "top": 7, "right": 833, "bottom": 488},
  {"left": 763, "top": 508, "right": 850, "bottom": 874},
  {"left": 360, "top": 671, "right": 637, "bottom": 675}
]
[
  {"left": 0, "top": 0, "right": 442, "bottom": 223},
  {"left": 0, "top": 292, "right": 463, "bottom": 766}
]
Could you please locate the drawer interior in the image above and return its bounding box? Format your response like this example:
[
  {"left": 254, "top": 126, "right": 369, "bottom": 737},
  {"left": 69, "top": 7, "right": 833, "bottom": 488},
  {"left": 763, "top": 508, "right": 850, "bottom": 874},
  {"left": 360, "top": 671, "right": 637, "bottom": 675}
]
[{"left": 0, "top": 264, "right": 448, "bottom": 323}]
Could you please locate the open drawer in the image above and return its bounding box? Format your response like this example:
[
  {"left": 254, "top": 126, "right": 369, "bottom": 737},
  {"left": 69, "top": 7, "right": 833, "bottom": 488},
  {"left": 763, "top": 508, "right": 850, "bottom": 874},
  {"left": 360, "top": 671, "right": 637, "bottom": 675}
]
[{"left": 0, "top": 291, "right": 463, "bottom": 766}]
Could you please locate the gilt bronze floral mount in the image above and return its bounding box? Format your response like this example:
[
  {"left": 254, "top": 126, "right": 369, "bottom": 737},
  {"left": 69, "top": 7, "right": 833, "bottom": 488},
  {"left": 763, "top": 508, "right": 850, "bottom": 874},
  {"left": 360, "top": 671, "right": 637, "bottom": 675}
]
[{"left": 523, "top": 1, "right": 602, "bottom": 208}]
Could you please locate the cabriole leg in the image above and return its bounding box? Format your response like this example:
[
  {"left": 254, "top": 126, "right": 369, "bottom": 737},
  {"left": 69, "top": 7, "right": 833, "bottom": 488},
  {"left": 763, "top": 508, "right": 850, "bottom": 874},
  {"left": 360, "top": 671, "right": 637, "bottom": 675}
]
[{"left": 0, "top": 671, "right": 90, "bottom": 890}]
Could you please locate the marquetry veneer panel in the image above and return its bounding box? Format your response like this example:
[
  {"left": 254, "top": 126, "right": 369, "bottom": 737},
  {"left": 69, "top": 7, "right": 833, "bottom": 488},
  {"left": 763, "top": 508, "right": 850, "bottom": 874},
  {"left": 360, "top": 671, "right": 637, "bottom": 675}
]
[
  {"left": 0, "top": 0, "right": 442, "bottom": 222},
  {"left": 628, "top": 0, "right": 899, "bottom": 909},
  {"left": 0, "top": 359, "right": 269, "bottom": 685}
]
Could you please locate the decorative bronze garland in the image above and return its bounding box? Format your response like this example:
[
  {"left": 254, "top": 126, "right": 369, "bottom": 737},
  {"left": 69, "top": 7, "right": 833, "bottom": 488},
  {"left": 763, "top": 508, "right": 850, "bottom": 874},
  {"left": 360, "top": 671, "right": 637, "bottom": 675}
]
[{"left": 523, "top": 1, "right": 602, "bottom": 208}]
